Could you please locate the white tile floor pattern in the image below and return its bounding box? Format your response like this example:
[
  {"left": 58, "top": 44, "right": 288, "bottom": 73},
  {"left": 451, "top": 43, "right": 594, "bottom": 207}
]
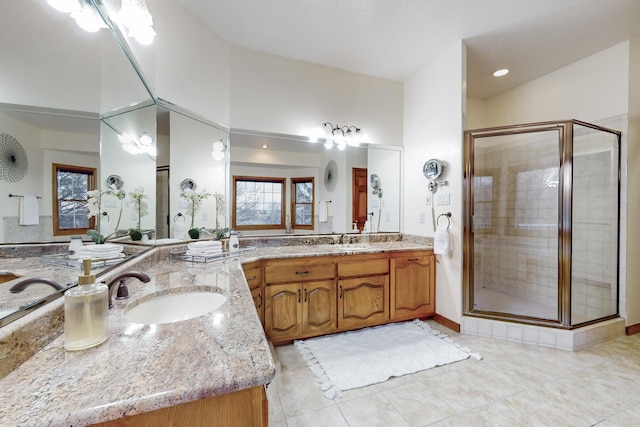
[{"left": 266, "top": 320, "right": 640, "bottom": 426}]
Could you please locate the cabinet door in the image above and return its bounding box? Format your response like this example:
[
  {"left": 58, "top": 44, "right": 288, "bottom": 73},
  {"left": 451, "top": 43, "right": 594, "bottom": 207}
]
[
  {"left": 244, "top": 266, "right": 262, "bottom": 290},
  {"left": 390, "top": 255, "right": 435, "bottom": 320},
  {"left": 265, "top": 284, "right": 302, "bottom": 342},
  {"left": 338, "top": 275, "right": 389, "bottom": 329},
  {"left": 303, "top": 280, "right": 337, "bottom": 335},
  {"left": 251, "top": 287, "right": 264, "bottom": 326}
]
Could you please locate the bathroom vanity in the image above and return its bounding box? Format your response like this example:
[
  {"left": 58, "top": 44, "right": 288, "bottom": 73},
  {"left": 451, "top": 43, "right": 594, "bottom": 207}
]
[
  {"left": 0, "top": 236, "right": 433, "bottom": 426},
  {"left": 258, "top": 249, "right": 435, "bottom": 344}
]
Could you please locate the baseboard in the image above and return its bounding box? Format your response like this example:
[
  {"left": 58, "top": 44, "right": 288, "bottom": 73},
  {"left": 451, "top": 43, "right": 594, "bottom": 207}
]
[
  {"left": 626, "top": 323, "right": 640, "bottom": 335},
  {"left": 432, "top": 313, "right": 460, "bottom": 333}
]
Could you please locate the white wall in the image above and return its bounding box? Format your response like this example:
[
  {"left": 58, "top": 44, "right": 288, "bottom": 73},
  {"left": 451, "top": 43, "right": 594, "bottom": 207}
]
[
  {"left": 626, "top": 38, "right": 640, "bottom": 326},
  {"left": 404, "top": 41, "right": 466, "bottom": 323},
  {"left": 482, "top": 42, "right": 630, "bottom": 126},
  {"left": 229, "top": 46, "right": 403, "bottom": 146},
  {"left": 136, "top": 0, "right": 231, "bottom": 127}
]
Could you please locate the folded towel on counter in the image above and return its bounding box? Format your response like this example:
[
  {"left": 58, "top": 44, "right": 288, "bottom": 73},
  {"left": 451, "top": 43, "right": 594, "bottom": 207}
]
[
  {"left": 185, "top": 248, "right": 223, "bottom": 257},
  {"left": 77, "top": 252, "right": 126, "bottom": 262},
  {"left": 19, "top": 195, "right": 40, "bottom": 225},
  {"left": 79, "top": 243, "right": 124, "bottom": 254},
  {"left": 188, "top": 241, "right": 222, "bottom": 250},
  {"left": 77, "top": 244, "right": 125, "bottom": 260}
]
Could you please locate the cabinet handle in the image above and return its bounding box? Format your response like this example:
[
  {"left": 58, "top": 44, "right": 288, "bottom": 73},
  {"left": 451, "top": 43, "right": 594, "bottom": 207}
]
[
  {"left": 409, "top": 258, "right": 419, "bottom": 262},
  {"left": 339, "top": 284, "right": 343, "bottom": 299},
  {"left": 298, "top": 288, "right": 301, "bottom": 303},
  {"left": 258, "top": 293, "right": 262, "bottom": 308},
  {"left": 248, "top": 275, "right": 257, "bottom": 281},
  {"left": 295, "top": 270, "right": 310, "bottom": 275},
  {"left": 304, "top": 288, "right": 308, "bottom": 302}
]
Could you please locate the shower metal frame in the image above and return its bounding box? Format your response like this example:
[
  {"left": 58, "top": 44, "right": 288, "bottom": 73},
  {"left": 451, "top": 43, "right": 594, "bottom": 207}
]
[{"left": 463, "top": 119, "right": 621, "bottom": 329}]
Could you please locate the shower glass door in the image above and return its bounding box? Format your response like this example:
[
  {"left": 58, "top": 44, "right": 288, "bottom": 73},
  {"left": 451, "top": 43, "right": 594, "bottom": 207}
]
[
  {"left": 468, "top": 126, "right": 562, "bottom": 322},
  {"left": 570, "top": 123, "right": 619, "bottom": 325},
  {"left": 465, "top": 120, "right": 621, "bottom": 328}
]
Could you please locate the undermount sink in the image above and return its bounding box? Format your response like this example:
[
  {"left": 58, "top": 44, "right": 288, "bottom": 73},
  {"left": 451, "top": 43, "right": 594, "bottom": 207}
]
[{"left": 124, "top": 290, "right": 227, "bottom": 325}]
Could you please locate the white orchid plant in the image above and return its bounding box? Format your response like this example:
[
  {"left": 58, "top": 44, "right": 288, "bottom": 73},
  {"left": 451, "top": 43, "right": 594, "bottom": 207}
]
[
  {"left": 86, "top": 184, "right": 125, "bottom": 244},
  {"left": 129, "top": 187, "right": 148, "bottom": 231},
  {"left": 181, "top": 188, "right": 211, "bottom": 238}
]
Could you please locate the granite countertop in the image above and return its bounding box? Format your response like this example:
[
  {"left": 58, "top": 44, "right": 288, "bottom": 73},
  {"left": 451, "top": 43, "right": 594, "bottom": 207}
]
[
  {"left": 0, "top": 238, "right": 432, "bottom": 426},
  {"left": 0, "top": 258, "right": 79, "bottom": 315}
]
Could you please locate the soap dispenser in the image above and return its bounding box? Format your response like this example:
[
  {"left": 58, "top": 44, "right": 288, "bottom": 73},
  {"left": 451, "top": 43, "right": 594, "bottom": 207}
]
[{"left": 64, "top": 259, "right": 109, "bottom": 351}]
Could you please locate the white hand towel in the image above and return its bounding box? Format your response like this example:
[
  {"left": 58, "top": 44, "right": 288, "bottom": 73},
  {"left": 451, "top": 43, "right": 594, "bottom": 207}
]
[
  {"left": 173, "top": 221, "right": 186, "bottom": 240},
  {"left": 433, "top": 225, "right": 452, "bottom": 255},
  {"left": 319, "top": 201, "right": 329, "bottom": 223},
  {"left": 19, "top": 196, "right": 39, "bottom": 225}
]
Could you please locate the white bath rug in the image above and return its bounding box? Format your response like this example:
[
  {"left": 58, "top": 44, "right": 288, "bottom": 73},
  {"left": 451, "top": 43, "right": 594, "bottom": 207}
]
[{"left": 294, "top": 320, "right": 481, "bottom": 399}]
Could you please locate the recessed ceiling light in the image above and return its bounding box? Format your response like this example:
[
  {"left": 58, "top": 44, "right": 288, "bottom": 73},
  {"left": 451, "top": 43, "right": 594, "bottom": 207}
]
[
  {"left": 261, "top": 144, "right": 269, "bottom": 149},
  {"left": 493, "top": 69, "right": 509, "bottom": 77}
]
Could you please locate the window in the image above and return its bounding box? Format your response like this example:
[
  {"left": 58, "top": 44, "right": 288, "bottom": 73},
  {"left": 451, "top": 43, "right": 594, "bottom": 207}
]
[
  {"left": 291, "top": 177, "right": 314, "bottom": 229},
  {"left": 233, "top": 176, "right": 285, "bottom": 230},
  {"left": 52, "top": 163, "right": 96, "bottom": 236},
  {"left": 514, "top": 166, "right": 559, "bottom": 229}
]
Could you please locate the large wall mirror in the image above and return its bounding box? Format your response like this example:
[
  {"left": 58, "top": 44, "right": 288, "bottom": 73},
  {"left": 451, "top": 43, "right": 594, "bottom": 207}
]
[
  {"left": 0, "top": 0, "right": 153, "bottom": 244},
  {"left": 230, "top": 131, "right": 402, "bottom": 234},
  {"left": 0, "top": 0, "right": 156, "bottom": 327}
]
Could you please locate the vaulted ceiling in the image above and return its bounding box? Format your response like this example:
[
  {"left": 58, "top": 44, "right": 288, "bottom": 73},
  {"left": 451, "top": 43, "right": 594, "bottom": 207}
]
[{"left": 177, "top": 0, "right": 640, "bottom": 99}]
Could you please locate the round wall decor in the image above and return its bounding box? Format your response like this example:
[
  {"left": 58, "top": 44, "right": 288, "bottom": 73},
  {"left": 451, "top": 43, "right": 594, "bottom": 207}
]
[
  {"left": 324, "top": 160, "right": 338, "bottom": 192},
  {"left": 0, "top": 133, "right": 28, "bottom": 182}
]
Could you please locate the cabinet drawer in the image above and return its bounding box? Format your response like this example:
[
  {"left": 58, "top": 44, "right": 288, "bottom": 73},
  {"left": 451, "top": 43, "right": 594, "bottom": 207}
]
[
  {"left": 265, "top": 261, "right": 335, "bottom": 284},
  {"left": 243, "top": 267, "right": 262, "bottom": 290},
  {"left": 338, "top": 258, "right": 389, "bottom": 278}
]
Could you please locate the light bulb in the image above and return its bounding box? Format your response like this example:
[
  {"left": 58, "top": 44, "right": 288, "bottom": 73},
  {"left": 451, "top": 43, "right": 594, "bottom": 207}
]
[
  {"left": 212, "top": 140, "right": 225, "bottom": 152},
  {"left": 139, "top": 132, "right": 153, "bottom": 146},
  {"left": 131, "top": 26, "right": 156, "bottom": 46},
  {"left": 324, "top": 139, "right": 334, "bottom": 150},
  {"left": 47, "top": 0, "right": 81, "bottom": 13},
  {"left": 71, "top": 5, "right": 106, "bottom": 33}
]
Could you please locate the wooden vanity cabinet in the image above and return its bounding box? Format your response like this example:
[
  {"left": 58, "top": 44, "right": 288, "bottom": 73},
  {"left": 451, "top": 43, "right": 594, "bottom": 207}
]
[
  {"left": 95, "top": 385, "right": 267, "bottom": 427},
  {"left": 242, "top": 261, "right": 264, "bottom": 325},
  {"left": 264, "top": 258, "right": 336, "bottom": 344},
  {"left": 390, "top": 251, "right": 435, "bottom": 321},
  {"left": 337, "top": 255, "right": 390, "bottom": 330}
]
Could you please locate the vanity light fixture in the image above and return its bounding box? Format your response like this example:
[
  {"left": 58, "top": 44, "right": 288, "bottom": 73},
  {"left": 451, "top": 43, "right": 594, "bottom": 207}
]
[
  {"left": 47, "top": 0, "right": 81, "bottom": 13},
  {"left": 118, "top": 132, "right": 156, "bottom": 156},
  {"left": 493, "top": 68, "right": 509, "bottom": 77},
  {"left": 320, "top": 122, "right": 368, "bottom": 150},
  {"left": 118, "top": 0, "right": 156, "bottom": 46},
  {"left": 47, "top": 0, "right": 107, "bottom": 33},
  {"left": 212, "top": 139, "right": 227, "bottom": 161}
]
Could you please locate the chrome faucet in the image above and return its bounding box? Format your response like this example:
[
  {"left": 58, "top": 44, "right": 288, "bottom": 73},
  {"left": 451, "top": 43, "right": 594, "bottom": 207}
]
[
  {"left": 10, "top": 277, "right": 64, "bottom": 293},
  {"left": 106, "top": 271, "right": 150, "bottom": 309},
  {"left": 340, "top": 234, "right": 351, "bottom": 244}
]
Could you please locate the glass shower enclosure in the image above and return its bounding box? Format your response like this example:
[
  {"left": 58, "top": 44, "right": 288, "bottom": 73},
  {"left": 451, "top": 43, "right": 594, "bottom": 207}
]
[{"left": 463, "top": 120, "right": 621, "bottom": 328}]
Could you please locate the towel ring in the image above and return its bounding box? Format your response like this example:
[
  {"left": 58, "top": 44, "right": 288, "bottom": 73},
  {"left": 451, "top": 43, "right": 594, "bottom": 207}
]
[
  {"left": 436, "top": 212, "right": 451, "bottom": 230},
  {"left": 174, "top": 212, "right": 185, "bottom": 223}
]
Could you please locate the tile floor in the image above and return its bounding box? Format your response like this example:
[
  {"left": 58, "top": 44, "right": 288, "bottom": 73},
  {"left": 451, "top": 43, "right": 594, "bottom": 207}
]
[{"left": 266, "top": 320, "right": 640, "bottom": 426}]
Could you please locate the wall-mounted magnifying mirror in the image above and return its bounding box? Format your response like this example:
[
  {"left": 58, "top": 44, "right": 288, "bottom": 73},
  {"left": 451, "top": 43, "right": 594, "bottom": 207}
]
[
  {"left": 106, "top": 174, "right": 124, "bottom": 189},
  {"left": 180, "top": 178, "right": 197, "bottom": 192}
]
